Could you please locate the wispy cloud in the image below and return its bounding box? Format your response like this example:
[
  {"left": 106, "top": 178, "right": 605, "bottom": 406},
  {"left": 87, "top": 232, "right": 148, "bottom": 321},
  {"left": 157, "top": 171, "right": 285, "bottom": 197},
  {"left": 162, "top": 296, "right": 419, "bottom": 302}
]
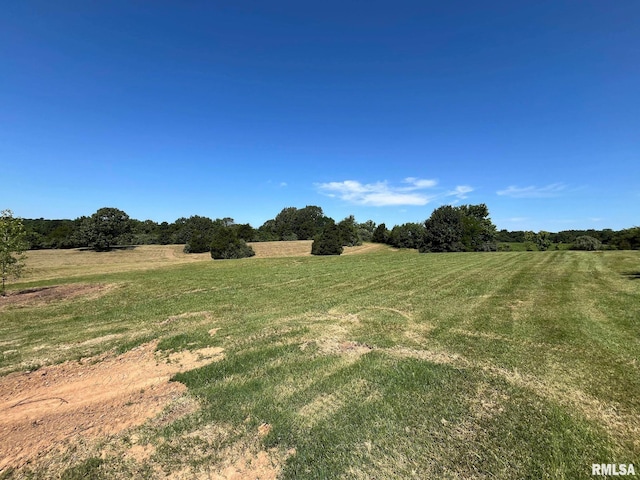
[
  {"left": 316, "top": 178, "right": 473, "bottom": 207},
  {"left": 496, "top": 183, "right": 566, "bottom": 198},
  {"left": 449, "top": 185, "right": 473, "bottom": 200}
]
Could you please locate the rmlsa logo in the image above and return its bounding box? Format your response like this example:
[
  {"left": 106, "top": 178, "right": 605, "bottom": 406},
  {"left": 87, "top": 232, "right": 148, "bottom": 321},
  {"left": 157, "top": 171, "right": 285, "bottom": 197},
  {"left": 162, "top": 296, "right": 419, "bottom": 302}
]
[{"left": 592, "top": 464, "right": 636, "bottom": 476}]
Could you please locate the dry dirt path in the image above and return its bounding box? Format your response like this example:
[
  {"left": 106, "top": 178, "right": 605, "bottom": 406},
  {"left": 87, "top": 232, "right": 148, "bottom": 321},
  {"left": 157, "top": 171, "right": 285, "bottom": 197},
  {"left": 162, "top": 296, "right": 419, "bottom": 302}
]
[{"left": 0, "top": 341, "right": 223, "bottom": 471}]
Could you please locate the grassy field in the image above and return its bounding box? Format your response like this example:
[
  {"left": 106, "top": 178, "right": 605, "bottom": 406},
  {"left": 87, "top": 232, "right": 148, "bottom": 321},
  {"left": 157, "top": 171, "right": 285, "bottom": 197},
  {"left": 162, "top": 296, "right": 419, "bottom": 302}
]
[{"left": 1, "top": 244, "right": 639, "bottom": 478}]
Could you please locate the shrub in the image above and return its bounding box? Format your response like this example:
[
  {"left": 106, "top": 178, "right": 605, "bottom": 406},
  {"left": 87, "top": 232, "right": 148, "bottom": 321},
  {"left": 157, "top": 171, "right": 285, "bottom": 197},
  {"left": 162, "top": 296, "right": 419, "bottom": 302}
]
[
  {"left": 311, "top": 220, "right": 343, "bottom": 255},
  {"left": 184, "top": 230, "right": 212, "bottom": 253},
  {"left": 573, "top": 235, "right": 601, "bottom": 251},
  {"left": 210, "top": 228, "right": 255, "bottom": 259}
]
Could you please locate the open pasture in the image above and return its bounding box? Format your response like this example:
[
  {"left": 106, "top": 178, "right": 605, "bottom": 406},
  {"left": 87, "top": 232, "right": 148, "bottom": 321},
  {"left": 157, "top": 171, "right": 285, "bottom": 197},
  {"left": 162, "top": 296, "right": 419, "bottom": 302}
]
[{"left": 0, "top": 245, "right": 639, "bottom": 479}]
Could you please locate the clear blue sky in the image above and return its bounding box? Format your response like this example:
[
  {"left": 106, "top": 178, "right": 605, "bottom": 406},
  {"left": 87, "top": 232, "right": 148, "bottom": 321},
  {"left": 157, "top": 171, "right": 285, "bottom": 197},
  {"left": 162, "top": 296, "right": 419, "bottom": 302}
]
[{"left": 2, "top": 1, "right": 638, "bottom": 231}]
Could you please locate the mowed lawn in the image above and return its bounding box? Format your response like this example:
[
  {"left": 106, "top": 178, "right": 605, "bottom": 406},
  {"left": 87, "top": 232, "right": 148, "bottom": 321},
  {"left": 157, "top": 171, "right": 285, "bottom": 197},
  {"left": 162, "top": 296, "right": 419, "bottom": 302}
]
[{"left": 1, "top": 245, "right": 639, "bottom": 479}]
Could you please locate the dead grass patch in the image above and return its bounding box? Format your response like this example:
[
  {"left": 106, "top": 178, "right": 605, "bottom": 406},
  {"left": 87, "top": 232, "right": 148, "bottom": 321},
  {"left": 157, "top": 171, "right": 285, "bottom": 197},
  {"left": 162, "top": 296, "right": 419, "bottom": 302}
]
[
  {"left": 167, "top": 449, "right": 285, "bottom": 480},
  {"left": 316, "top": 338, "right": 373, "bottom": 357},
  {"left": 159, "top": 311, "right": 214, "bottom": 326},
  {"left": 298, "top": 378, "right": 377, "bottom": 428},
  {"left": 248, "top": 240, "right": 386, "bottom": 258},
  {"left": 166, "top": 423, "right": 295, "bottom": 480},
  {"left": 20, "top": 246, "right": 210, "bottom": 281},
  {"left": 248, "top": 240, "right": 313, "bottom": 258},
  {"left": 387, "top": 346, "right": 469, "bottom": 366}
]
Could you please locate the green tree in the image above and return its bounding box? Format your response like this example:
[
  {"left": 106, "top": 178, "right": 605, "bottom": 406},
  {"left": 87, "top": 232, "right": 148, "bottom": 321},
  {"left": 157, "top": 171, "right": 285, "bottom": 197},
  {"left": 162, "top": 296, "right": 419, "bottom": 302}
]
[
  {"left": 612, "top": 227, "right": 640, "bottom": 250},
  {"left": 293, "top": 206, "right": 328, "bottom": 240},
  {"left": 185, "top": 230, "right": 213, "bottom": 253},
  {"left": 372, "top": 223, "right": 389, "bottom": 244},
  {"left": 421, "top": 206, "right": 464, "bottom": 252},
  {"left": 459, "top": 204, "right": 497, "bottom": 251},
  {"left": 270, "top": 205, "right": 329, "bottom": 241},
  {"left": 420, "top": 204, "right": 497, "bottom": 253},
  {"left": 210, "top": 227, "right": 255, "bottom": 259},
  {"left": 274, "top": 207, "right": 299, "bottom": 240},
  {"left": 1, "top": 210, "right": 28, "bottom": 295},
  {"left": 535, "top": 231, "right": 552, "bottom": 251},
  {"left": 338, "top": 215, "right": 362, "bottom": 247},
  {"left": 180, "top": 216, "right": 221, "bottom": 253},
  {"left": 389, "top": 223, "right": 425, "bottom": 249},
  {"left": 523, "top": 231, "right": 537, "bottom": 251},
  {"left": 75, "top": 207, "right": 133, "bottom": 251},
  {"left": 311, "top": 220, "right": 343, "bottom": 255},
  {"left": 157, "top": 222, "right": 172, "bottom": 245},
  {"left": 256, "top": 219, "right": 279, "bottom": 242},
  {"left": 357, "top": 220, "right": 376, "bottom": 242}
]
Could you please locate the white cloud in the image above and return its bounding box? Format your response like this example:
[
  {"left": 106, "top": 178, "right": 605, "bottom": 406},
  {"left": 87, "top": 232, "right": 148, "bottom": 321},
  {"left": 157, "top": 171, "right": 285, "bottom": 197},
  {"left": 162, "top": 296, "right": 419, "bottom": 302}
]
[
  {"left": 496, "top": 183, "right": 566, "bottom": 198},
  {"left": 316, "top": 178, "right": 439, "bottom": 207},
  {"left": 402, "top": 177, "right": 438, "bottom": 190},
  {"left": 448, "top": 185, "right": 473, "bottom": 199},
  {"left": 316, "top": 178, "right": 476, "bottom": 207}
]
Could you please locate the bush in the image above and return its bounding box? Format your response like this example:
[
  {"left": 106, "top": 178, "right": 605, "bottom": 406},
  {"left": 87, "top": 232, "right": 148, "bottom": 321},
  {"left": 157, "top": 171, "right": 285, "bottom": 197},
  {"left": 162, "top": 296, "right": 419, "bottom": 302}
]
[
  {"left": 184, "top": 230, "right": 212, "bottom": 253},
  {"left": 573, "top": 235, "right": 601, "bottom": 251},
  {"left": 210, "top": 228, "right": 255, "bottom": 259},
  {"left": 311, "top": 221, "right": 343, "bottom": 255}
]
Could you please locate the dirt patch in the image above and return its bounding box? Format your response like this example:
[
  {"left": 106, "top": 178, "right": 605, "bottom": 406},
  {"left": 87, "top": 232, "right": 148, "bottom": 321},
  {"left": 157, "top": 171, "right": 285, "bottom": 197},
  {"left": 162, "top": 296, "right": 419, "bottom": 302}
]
[
  {"left": 0, "top": 341, "right": 224, "bottom": 471},
  {"left": 167, "top": 423, "right": 295, "bottom": 480},
  {"left": 168, "top": 449, "right": 285, "bottom": 480},
  {"left": 0, "top": 284, "right": 114, "bottom": 310}
]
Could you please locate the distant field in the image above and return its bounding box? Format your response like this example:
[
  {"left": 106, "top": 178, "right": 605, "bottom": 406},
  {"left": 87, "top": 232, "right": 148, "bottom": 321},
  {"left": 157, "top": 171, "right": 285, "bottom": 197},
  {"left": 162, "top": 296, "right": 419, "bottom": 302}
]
[
  {"left": 20, "top": 242, "right": 384, "bottom": 281},
  {"left": 248, "top": 240, "right": 386, "bottom": 258},
  {"left": 1, "top": 246, "right": 639, "bottom": 478}
]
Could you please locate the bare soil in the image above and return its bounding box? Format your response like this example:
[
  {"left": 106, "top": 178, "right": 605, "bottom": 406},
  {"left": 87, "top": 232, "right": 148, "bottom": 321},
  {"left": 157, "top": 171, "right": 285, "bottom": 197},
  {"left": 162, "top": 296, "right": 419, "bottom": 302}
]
[
  {"left": 0, "top": 341, "right": 224, "bottom": 471},
  {"left": 0, "top": 284, "right": 114, "bottom": 310}
]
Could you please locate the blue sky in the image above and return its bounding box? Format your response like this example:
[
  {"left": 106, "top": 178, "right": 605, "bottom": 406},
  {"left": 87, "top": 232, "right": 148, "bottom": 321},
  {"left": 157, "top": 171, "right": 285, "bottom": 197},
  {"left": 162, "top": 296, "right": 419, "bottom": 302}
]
[{"left": 2, "top": 1, "right": 638, "bottom": 231}]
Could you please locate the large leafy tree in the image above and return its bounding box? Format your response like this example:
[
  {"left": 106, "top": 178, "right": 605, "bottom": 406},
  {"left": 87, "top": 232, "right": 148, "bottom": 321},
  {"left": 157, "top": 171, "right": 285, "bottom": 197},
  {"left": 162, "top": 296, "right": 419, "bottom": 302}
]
[
  {"left": 421, "top": 204, "right": 497, "bottom": 252},
  {"left": 421, "top": 205, "right": 464, "bottom": 252},
  {"left": 0, "top": 210, "right": 28, "bottom": 295},
  {"left": 293, "top": 206, "right": 328, "bottom": 240},
  {"left": 75, "top": 207, "right": 133, "bottom": 251},
  {"left": 388, "top": 223, "right": 425, "bottom": 249},
  {"left": 459, "top": 204, "right": 498, "bottom": 252},
  {"left": 178, "top": 216, "right": 223, "bottom": 253},
  {"left": 338, "top": 215, "right": 362, "bottom": 247},
  {"left": 264, "top": 206, "right": 329, "bottom": 241}
]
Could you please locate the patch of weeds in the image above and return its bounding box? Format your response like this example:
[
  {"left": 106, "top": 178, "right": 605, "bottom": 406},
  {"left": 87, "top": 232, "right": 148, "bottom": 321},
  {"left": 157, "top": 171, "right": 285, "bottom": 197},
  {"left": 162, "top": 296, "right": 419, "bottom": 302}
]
[
  {"left": 0, "top": 468, "right": 15, "bottom": 480},
  {"left": 114, "top": 335, "right": 156, "bottom": 355},
  {"left": 156, "top": 328, "right": 215, "bottom": 353},
  {"left": 23, "top": 362, "right": 42, "bottom": 373},
  {"left": 60, "top": 457, "right": 105, "bottom": 480}
]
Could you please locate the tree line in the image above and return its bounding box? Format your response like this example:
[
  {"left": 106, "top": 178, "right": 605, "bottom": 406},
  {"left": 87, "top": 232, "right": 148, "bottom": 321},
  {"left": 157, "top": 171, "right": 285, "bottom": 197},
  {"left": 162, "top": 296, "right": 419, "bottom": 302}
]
[
  {"left": 4, "top": 205, "right": 638, "bottom": 293},
  {"left": 19, "top": 205, "right": 640, "bottom": 255}
]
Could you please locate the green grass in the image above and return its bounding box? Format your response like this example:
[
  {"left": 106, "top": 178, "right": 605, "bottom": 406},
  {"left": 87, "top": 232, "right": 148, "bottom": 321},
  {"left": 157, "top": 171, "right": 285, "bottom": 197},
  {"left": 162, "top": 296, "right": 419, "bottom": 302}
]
[{"left": 1, "top": 247, "right": 639, "bottom": 478}]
